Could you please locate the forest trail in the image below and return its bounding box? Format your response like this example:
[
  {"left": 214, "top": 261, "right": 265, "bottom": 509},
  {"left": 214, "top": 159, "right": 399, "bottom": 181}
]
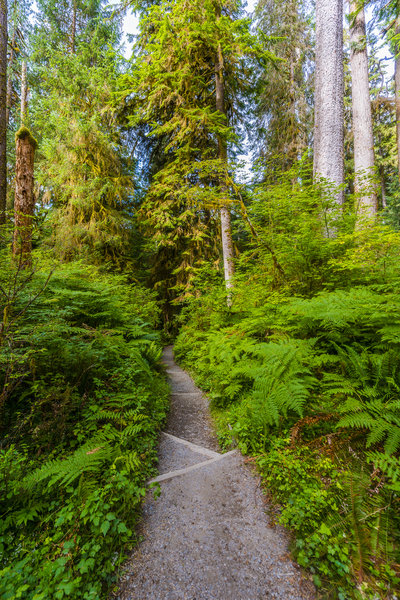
[{"left": 114, "top": 347, "right": 315, "bottom": 600}]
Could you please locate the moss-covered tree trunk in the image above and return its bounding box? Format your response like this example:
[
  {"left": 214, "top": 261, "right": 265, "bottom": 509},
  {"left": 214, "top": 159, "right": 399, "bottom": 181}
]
[
  {"left": 0, "top": 0, "right": 7, "bottom": 224},
  {"left": 215, "top": 41, "right": 235, "bottom": 295},
  {"left": 13, "top": 127, "right": 36, "bottom": 265}
]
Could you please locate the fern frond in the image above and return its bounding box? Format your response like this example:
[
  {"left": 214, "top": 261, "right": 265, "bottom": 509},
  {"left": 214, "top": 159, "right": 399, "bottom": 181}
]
[
  {"left": 22, "top": 441, "right": 113, "bottom": 492},
  {"left": 337, "top": 413, "right": 376, "bottom": 430}
]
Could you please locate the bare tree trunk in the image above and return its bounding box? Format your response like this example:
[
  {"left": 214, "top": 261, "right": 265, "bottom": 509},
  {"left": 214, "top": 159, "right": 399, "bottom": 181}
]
[
  {"left": 0, "top": 0, "right": 7, "bottom": 224},
  {"left": 381, "top": 173, "right": 387, "bottom": 208},
  {"left": 313, "top": 0, "right": 344, "bottom": 212},
  {"left": 395, "top": 18, "right": 400, "bottom": 178},
  {"left": 71, "top": 0, "right": 77, "bottom": 54},
  {"left": 14, "top": 128, "right": 36, "bottom": 266},
  {"left": 349, "top": 1, "right": 377, "bottom": 220},
  {"left": 6, "top": 27, "right": 16, "bottom": 128},
  {"left": 20, "top": 61, "right": 27, "bottom": 124},
  {"left": 215, "top": 41, "right": 234, "bottom": 295}
]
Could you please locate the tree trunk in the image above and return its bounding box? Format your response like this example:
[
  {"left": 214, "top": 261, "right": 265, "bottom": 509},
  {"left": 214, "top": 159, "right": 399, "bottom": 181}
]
[
  {"left": 0, "top": 0, "right": 7, "bottom": 224},
  {"left": 20, "top": 61, "right": 27, "bottom": 124},
  {"left": 215, "top": 41, "right": 234, "bottom": 294},
  {"left": 349, "top": 1, "right": 377, "bottom": 220},
  {"left": 13, "top": 127, "right": 36, "bottom": 266},
  {"left": 380, "top": 171, "right": 387, "bottom": 208},
  {"left": 313, "top": 0, "right": 344, "bottom": 211},
  {"left": 395, "top": 18, "right": 400, "bottom": 179},
  {"left": 6, "top": 27, "right": 16, "bottom": 128},
  {"left": 71, "top": 0, "right": 77, "bottom": 54}
]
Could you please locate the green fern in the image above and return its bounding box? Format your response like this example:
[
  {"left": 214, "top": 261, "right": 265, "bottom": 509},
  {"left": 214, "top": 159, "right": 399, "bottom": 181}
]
[
  {"left": 235, "top": 341, "right": 317, "bottom": 427},
  {"left": 315, "top": 346, "right": 400, "bottom": 454},
  {"left": 113, "top": 450, "right": 141, "bottom": 473},
  {"left": 22, "top": 441, "right": 113, "bottom": 492},
  {"left": 367, "top": 452, "right": 400, "bottom": 492}
]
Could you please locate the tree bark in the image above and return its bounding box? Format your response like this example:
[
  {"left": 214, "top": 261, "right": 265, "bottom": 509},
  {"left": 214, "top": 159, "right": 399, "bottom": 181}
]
[
  {"left": 6, "top": 27, "right": 16, "bottom": 128},
  {"left": 0, "top": 0, "right": 7, "bottom": 224},
  {"left": 313, "top": 0, "right": 344, "bottom": 209},
  {"left": 71, "top": 0, "right": 77, "bottom": 54},
  {"left": 13, "top": 127, "right": 36, "bottom": 266},
  {"left": 215, "top": 41, "right": 234, "bottom": 294},
  {"left": 395, "top": 18, "right": 400, "bottom": 179},
  {"left": 349, "top": 1, "right": 377, "bottom": 220},
  {"left": 20, "top": 61, "right": 27, "bottom": 124}
]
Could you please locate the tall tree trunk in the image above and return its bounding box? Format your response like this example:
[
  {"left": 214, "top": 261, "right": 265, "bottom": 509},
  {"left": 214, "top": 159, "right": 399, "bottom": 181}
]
[
  {"left": 13, "top": 127, "right": 36, "bottom": 266},
  {"left": 349, "top": 1, "right": 377, "bottom": 220},
  {"left": 215, "top": 41, "right": 235, "bottom": 295},
  {"left": 313, "top": 0, "right": 344, "bottom": 213},
  {"left": 395, "top": 18, "right": 400, "bottom": 178},
  {"left": 20, "top": 61, "right": 27, "bottom": 123},
  {"left": 71, "top": 0, "right": 77, "bottom": 54},
  {"left": 6, "top": 27, "right": 16, "bottom": 128},
  {"left": 0, "top": 0, "right": 7, "bottom": 224}
]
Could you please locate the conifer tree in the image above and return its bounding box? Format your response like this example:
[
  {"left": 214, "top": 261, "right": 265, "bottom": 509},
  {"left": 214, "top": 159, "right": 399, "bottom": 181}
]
[
  {"left": 128, "top": 0, "right": 263, "bottom": 308},
  {"left": 254, "top": 0, "right": 313, "bottom": 177},
  {"left": 0, "top": 0, "right": 7, "bottom": 223},
  {"left": 30, "top": 0, "right": 133, "bottom": 265},
  {"left": 33, "top": 0, "right": 109, "bottom": 57},
  {"left": 215, "top": 12, "right": 235, "bottom": 293},
  {"left": 6, "top": 0, "right": 30, "bottom": 130},
  {"left": 6, "top": 0, "right": 16, "bottom": 128},
  {"left": 370, "top": 0, "right": 400, "bottom": 180}
]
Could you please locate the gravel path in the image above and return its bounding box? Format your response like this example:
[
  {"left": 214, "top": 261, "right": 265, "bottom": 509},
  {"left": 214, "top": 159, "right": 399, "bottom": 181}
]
[{"left": 113, "top": 346, "right": 315, "bottom": 600}]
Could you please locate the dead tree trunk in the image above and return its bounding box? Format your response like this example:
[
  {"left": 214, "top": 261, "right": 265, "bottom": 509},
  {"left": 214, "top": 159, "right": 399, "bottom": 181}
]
[
  {"left": 0, "top": 0, "right": 7, "bottom": 224},
  {"left": 215, "top": 41, "right": 234, "bottom": 296},
  {"left": 13, "top": 127, "right": 36, "bottom": 266}
]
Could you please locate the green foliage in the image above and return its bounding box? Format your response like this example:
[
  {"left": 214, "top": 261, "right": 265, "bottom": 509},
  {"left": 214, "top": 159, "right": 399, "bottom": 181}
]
[
  {"left": 0, "top": 257, "right": 169, "bottom": 600},
  {"left": 257, "top": 441, "right": 399, "bottom": 598},
  {"left": 175, "top": 178, "right": 400, "bottom": 596},
  {"left": 257, "top": 442, "right": 353, "bottom": 593},
  {"left": 29, "top": 3, "right": 135, "bottom": 267},
  {"left": 254, "top": 0, "right": 314, "bottom": 174},
  {"left": 334, "top": 348, "right": 400, "bottom": 455},
  {"left": 119, "top": 0, "right": 275, "bottom": 319}
]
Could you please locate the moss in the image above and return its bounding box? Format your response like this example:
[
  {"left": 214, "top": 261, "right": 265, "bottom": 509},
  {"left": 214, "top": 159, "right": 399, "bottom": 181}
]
[{"left": 15, "top": 126, "right": 38, "bottom": 150}]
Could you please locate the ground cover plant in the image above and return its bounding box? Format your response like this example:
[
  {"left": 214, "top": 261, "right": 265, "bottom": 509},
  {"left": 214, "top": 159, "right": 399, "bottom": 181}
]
[
  {"left": 174, "top": 167, "right": 400, "bottom": 599},
  {"left": 0, "top": 255, "right": 169, "bottom": 599}
]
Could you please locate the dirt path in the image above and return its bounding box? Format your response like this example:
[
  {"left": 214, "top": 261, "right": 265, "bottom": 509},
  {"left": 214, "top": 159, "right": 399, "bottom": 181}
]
[{"left": 114, "top": 347, "right": 315, "bottom": 600}]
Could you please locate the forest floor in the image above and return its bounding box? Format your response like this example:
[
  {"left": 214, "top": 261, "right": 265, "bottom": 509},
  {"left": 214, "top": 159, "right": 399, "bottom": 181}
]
[{"left": 113, "top": 347, "right": 315, "bottom": 600}]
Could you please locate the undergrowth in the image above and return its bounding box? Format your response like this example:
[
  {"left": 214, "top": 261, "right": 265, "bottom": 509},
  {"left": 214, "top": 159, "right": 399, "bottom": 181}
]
[
  {"left": 174, "top": 168, "right": 400, "bottom": 598},
  {"left": 175, "top": 286, "right": 400, "bottom": 598},
  {"left": 0, "top": 258, "right": 169, "bottom": 600}
]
